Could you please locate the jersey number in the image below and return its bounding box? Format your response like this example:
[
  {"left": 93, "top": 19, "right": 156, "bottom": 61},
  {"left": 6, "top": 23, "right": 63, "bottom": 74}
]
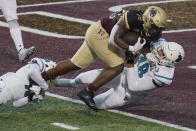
[{"left": 138, "top": 63, "right": 149, "bottom": 78}]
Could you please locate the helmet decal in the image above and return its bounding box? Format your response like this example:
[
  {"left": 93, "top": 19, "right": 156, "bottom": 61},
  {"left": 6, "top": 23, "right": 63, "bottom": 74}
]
[{"left": 150, "top": 8, "right": 157, "bottom": 17}]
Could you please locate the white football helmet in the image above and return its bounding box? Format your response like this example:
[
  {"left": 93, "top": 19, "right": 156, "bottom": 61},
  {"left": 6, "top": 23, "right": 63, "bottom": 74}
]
[
  {"left": 153, "top": 42, "right": 184, "bottom": 66},
  {"left": 29, "top": 57, "right": 56, "bottom": 72}
]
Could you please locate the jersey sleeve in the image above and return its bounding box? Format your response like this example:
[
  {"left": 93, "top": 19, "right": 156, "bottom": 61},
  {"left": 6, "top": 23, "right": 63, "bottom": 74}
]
[
  {"left": 122, "top": 10, "right": 143, "bottom": 30},
  {"left": 152, "top": 65, "right": 174, "bottom": 87}
]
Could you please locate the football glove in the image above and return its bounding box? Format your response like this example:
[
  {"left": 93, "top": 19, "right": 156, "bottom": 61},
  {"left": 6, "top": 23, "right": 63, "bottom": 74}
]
[
  {"left": 129, "top": 37, "right": 146, "bottom": 54},
  {"left": 125, "top": 50, "right": 136, "bottom": 64}
]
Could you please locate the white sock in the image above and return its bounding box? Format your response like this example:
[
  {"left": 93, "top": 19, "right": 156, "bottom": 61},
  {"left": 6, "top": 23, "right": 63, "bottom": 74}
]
[{"left": 8, "top": 20, "right": 24, "bottom": 52}]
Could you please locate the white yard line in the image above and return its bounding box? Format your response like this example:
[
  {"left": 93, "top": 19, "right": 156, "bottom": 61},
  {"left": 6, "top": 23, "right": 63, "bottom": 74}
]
[
  {"left": 109, "top": 0, "right": 192, "bottom": 12},
  {"left": 0, "top": 11, "right": 196, "bottom": 40},
  {"left": 0, "top": 11, "right": 95, "bottom": 39},
  {"left": 46, "top": 92, "right": 196, "bottom": 131},
  {"left": 34, "top": 11, "right": 94, "bottom": 24},
  {"left": 163, "top": 28, "right": 196, "bottom": 34},
  {"left": 188, "top": 66, "right": 196, "bottom": 69},
  {"left": 0, "top": 21, "right": 84, "bottom": 39},
  {"left": 51, "top": 122, "right": 80, "bottom": 130},
  {"left": 0, "top": 11, "right": 94, "bottom": 24},
  {"left": 18, "top": 0, "right": 95, "bottom": 8}
]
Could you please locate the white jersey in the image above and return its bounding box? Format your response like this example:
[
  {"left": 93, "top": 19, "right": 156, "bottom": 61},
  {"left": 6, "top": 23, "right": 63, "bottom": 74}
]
[
  {"left": 0, "top": 63, "right": 48, "bottom": 105},
  {"left": 0, "top": 0, "right": 18, "bottom": 21}
]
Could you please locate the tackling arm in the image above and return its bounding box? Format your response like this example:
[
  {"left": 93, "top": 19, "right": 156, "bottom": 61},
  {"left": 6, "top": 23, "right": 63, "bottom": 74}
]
[
  {"left": 113, "top": 19, "right": 130, "bottom": 50},
  {"left": 29, "top": 64, "right": 48, "bottom": 90}
]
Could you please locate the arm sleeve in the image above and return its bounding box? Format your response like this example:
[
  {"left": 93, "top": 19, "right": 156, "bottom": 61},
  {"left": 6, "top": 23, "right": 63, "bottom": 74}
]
[
  {"left": 126, "top": 68, "right": 156, "bottom": 91},
  {"left": 28, "top": 64, "right": 48, "bottom": 90}
]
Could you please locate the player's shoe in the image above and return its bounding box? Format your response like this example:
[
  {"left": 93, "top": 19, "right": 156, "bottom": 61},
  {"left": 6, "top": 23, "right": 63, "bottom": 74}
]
[
  {"left": 77, "top": 88, "right": 98, "bottom": 112},
  {"left": 18, "top": 46, "right": 35, "bottom": 62}
]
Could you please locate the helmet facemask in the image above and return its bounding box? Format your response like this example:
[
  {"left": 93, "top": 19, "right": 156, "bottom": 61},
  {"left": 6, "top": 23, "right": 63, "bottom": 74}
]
[
  {"left": 153, "top": 45, "right": 174, "bottom": 67},
  {"left": 152, "top": 42, "right": 184, "bottom": 67}
]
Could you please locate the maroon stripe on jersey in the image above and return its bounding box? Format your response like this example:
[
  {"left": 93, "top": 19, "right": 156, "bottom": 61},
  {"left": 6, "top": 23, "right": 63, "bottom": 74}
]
[{"left": 101, "top": 17, "right": 117, "bottom": 35}]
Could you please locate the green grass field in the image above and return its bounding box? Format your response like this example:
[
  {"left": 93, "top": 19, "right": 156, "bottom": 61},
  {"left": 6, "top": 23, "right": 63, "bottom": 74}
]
[{"left": 0, "top": 96, "right": 181, "bottom": 131}]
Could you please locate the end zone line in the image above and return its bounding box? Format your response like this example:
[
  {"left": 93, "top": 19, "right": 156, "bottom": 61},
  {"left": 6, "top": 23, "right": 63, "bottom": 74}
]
[
  {"left": 46, "top": 92, "right": 196, "bottom": 131},
  {"left": 0, "top": 21, "right": 84, "bottom": 39}
]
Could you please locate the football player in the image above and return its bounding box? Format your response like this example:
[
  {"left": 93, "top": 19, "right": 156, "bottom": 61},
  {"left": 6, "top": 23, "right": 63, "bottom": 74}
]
[
  {"left": 51, "top": 41, "right": 184, "bottom": 110},
  {"left": 0, "top": 0, "right": 35, "bottom": 62},
  {"left": 41, "top": 6, "right": 167, "bottom": 111},
  {"left": 0, "top": 58, "right": 56, "bottom": 107}
]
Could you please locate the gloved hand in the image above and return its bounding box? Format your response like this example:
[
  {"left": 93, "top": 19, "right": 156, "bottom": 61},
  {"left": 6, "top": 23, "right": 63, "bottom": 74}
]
[
  {"left": 125, "top": 50, "right": 136, "bottom": 64},
  {"left": 129, "top": 37, "right": 146, "bottom": 54},
  {"left": 28, "top": 85, "right": 45, "bottom": 102},
  {"left": 146, "top": 53, "right": 159, "bottom": 64}
]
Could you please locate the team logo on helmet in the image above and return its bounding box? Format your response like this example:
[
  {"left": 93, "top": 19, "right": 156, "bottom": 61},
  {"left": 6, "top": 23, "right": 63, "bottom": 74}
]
[{"left": 150, "top": 8, "right": 157, "bottom": 17}]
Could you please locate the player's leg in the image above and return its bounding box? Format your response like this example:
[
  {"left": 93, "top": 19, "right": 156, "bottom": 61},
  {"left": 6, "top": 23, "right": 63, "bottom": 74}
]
[
  {"left": 42, "top": 38, "right": 97, "bottom": 81},
  {"left": 52, "top": 69, "right": 103, "bottom": 87},
  {"left": 77, "top": 21, "right": 124, "bottom": 111},
  {"left": 1, "top": 0, "right": 35, "bottom": 61},
  {"left": 8, "top": 20, "right": 35, "bottom": 61},
  {"left": 94, "top": 85, "right": 126, "bottom": 109}
]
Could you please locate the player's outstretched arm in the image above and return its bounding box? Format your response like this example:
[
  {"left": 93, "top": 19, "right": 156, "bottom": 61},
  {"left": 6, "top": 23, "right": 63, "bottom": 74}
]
[{"left": 29, "top": 64, "right": 48, "bottom": 90}]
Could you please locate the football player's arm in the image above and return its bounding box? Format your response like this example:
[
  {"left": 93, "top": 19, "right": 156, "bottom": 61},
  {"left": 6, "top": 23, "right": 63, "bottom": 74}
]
[
  {"left": 29, "top": 64, "right": 48, "bottom": 90},
  {"left": 140, "top": 44, "right": 150, "bottom": 56},
  {"left": 114, "top": 18, "right": 130, "bottom": 50}
]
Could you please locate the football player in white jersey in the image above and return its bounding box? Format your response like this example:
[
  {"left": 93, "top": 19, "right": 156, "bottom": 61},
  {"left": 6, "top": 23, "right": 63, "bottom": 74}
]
[
  {"left": 51, "top": 39, "right": 184, "bottom": 111},
  {"left": 0, "top": 58, "right": 56, "bottom": 107},
  {"left": 0, "top": 0, "right": 35, "bottom": 61}
]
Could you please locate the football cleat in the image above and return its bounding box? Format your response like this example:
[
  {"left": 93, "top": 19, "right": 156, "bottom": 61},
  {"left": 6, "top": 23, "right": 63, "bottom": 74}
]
[
  {"left": 77, "top": 88, "right": 98, "bottom": 112},
  {"left": 18, "top": 46, "right": 35, "bottom": 62}
]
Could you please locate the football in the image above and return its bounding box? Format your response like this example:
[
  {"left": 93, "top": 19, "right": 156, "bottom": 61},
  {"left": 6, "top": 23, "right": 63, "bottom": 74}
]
[{"left": 122, "top": 31, "right": 140, "bottom": 45}]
